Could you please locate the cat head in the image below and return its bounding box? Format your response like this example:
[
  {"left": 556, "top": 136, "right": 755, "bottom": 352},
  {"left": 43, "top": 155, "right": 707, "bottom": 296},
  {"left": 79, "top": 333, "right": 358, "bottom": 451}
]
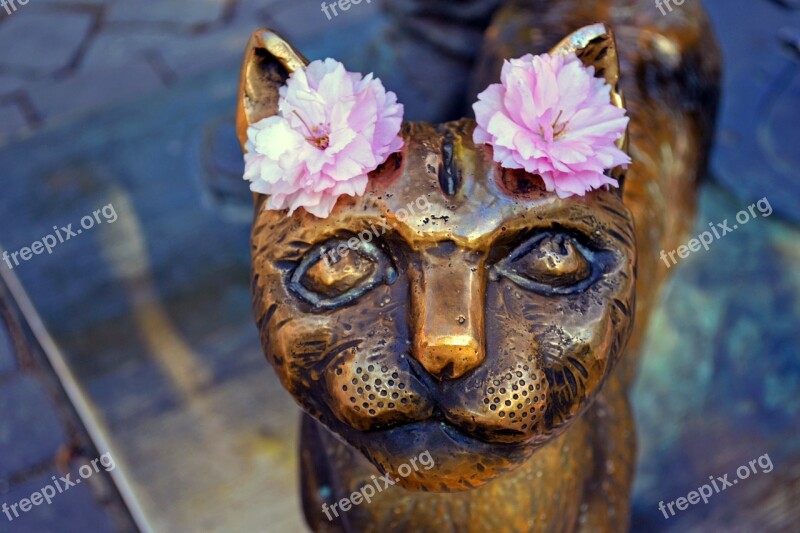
[{"left": 238, "top": 26, "right": 636, "bottom": 491}]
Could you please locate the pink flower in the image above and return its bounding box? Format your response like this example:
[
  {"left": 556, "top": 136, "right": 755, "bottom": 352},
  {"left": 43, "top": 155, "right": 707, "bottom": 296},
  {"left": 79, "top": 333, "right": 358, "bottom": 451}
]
[
  {"left": 473, "top": 52, "right": 630, "bottom": 198},
  {"left": 244, "top": 58, "right": 404, "bottom": 218}
]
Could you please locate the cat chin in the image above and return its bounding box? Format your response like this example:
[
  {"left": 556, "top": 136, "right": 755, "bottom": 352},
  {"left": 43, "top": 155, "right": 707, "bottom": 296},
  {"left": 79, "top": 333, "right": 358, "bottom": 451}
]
[{"left": 348, "top": 419, "right": 545, "bottom": 492}]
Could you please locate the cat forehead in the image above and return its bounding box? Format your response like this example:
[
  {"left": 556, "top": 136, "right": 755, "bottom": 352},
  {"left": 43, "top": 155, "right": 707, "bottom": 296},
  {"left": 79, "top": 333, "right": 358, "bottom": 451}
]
[
  {"left": 361, "top": 119, "right": 545, "bottom": 215},
  {"left": 256, "top": 120, "right": 633, "bottom": 252},
  {"left": 336, "top": 121, "right": 628, "bottom": 245}
]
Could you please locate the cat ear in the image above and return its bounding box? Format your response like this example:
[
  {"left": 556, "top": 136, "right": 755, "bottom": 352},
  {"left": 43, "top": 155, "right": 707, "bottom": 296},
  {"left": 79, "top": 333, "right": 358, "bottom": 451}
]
[
  {"left": 550, "top": 23, "right": 622, "bottom": 106},
  {"left": 550, "top": 24, "right": 629, "bottom": 192},
  {"left": 236, "top": 29, "right": 309, "bottom": 150}
]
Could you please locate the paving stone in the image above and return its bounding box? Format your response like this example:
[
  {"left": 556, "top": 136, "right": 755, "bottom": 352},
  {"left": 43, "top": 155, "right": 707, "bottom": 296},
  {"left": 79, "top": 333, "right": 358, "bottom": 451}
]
[
  {"left": 0, "top": 12, "right": 94, "bottom": 76},
  {"left": 0, "top": 320, "right": 15, "bottom": 376},
  {"left": 0, "top": 102, "right": 29, "bottom": 143},
  {"left": 33, "top": 0, "right": 107, "bottom": 5},
  {"left": 196, "top": 114, "right": 251, "bottom": 222},
  {"left": 268, "top": 0, "right": 381, "bottom": 43},
  {"left": 160, "top": 23, "right": 253, "bottom": 79},
  {"left": 0, "top": 469, "right": 115, "bottom": 532},
  {"left": 706, "top": 0, "right": 800, "bottom": 224},
  {"left": 232, "top": 0, "right": 290, "bottom": 27},
  {"left": 78, "top": 29, "right": 181, "bottom": 71},
  {"left": 0, "top": 75, "right": 26, "bottom": 97},
  {"left": 81, "top": 7, "right": 279, "bottom": 77},
  {"left": 0, "top": 375, "right": 65, "bottom": 481},
  {"left": 106, "top": 0, "right": 228, "bottom": 27},
  {"left": 28, "top": 60, "right": 163, "bottom": 122}
]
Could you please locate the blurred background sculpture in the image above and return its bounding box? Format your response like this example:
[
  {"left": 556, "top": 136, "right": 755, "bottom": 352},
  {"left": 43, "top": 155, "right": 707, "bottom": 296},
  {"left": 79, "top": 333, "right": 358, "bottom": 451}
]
[{"left": 237, "top": 0, "right": 720, "bottom": 531}]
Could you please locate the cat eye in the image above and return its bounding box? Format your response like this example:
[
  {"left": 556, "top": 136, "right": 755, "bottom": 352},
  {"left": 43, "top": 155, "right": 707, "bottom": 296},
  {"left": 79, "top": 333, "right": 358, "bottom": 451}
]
[
  {"left": 288, "top": 237, "right": 398, "bottom": 310},
  {"left": 491, "top": 232, "right": 604, "bottom": 295}
]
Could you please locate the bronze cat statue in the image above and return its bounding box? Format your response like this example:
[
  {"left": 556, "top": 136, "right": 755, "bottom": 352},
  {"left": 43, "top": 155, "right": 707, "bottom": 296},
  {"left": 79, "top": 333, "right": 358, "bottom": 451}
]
[{"left": 236, "top": 0, "right": 720, "bottom": 530}]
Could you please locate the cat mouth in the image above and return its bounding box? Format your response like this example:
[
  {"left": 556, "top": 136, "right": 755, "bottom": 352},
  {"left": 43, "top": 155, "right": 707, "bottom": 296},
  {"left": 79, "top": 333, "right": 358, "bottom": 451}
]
[
  {"left": 437, "top": 418, "right": 528, "bottom": 446},
  {"left": 371, "top": 417, "right": 533, "bottom": 457},
  {"left": 403, "top": 356, "right": 546, "bottom": 445}
]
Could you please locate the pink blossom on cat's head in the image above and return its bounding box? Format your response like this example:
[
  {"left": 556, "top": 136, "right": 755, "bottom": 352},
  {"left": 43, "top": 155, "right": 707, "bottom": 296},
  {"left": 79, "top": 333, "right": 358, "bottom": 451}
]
[
  {"left": 244, "top": 58, "right": 404, "bottom": 218},
  {"left": 473, "top": 51, "right": 630, "bottom": 198}
]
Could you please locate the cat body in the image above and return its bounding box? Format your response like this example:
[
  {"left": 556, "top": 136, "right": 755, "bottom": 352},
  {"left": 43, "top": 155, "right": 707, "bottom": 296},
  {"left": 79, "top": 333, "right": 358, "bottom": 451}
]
[{"left": 237, "top": 1, "right": 720, "bottom": 531}]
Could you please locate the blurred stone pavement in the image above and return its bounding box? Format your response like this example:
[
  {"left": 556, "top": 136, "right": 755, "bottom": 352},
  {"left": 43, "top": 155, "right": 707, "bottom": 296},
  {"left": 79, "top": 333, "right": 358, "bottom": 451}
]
[
  {"left": 0, "top": 0, "right": 378, "bottom": 141},
  {"left": 0, "top": 281, "right": 130, "bottom": 531}
]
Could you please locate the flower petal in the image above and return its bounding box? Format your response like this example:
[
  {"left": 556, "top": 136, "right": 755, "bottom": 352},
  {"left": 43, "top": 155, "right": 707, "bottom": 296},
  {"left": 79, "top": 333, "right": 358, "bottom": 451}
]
[
  {"left": 472, "top": 50, "right": 630, "bottom": 197},
  {"left": 243, "top": 59, "right": 404, "bottom": 218}
]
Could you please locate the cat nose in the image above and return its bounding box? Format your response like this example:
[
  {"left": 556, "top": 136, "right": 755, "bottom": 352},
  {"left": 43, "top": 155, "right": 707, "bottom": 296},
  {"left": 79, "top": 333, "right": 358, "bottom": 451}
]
[{"left": 409, "top": 246, "right": 485, "bottom": 380}]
